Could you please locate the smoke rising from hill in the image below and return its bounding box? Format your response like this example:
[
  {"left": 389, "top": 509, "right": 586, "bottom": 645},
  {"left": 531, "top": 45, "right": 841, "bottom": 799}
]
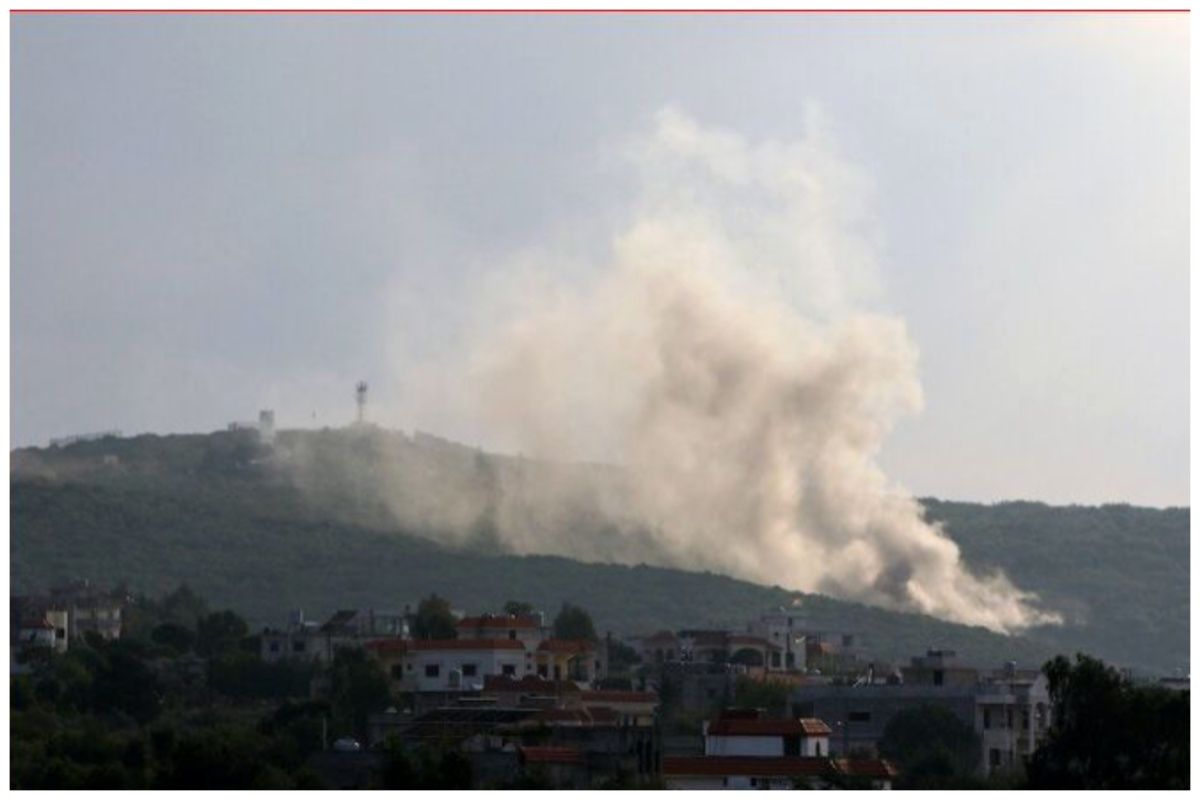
[{"left": 387, "top": 107, "right": 1060, "bottom": 633}]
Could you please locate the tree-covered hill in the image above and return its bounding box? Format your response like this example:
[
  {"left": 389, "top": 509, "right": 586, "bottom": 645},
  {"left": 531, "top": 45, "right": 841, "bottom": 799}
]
[{"left": 9, "top": 428, "right": 1188, "bottom": 676}]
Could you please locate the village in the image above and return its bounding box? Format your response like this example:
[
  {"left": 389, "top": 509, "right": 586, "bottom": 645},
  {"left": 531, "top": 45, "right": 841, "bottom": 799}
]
[{"left": 12, "top": 579, "right": 1118, "bottom": 789}]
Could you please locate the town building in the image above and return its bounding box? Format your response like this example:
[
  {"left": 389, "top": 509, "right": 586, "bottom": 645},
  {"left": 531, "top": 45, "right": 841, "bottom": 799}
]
[
  {"left": 661, "top": 709, "right": 896, "bottom": 790},
  {"left": 789, "top": 650, "right": 1052, "bottom": 776}
]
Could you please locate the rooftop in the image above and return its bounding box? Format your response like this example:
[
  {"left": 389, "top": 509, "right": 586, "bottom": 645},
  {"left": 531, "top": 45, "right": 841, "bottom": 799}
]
[{"left": 708, "top": 717, "right": 832, "bottom": 737}]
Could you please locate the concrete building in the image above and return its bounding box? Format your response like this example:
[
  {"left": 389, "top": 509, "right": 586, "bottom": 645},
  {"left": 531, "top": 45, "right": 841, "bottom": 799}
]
[
  {"left": 900, "top": 649, "right": 979, "bottom": 687},
  {"left": 261, "top": 608, "right": 409, "bottom": 664},
  {"left": 48, "top": 581, "right": 125, "bottom": 641},
  {"left": 789, "top": 651, "right": 1052, "bottom": 777},
  {"left": 367, "top": 638, "right": 529, "bottom": 692},
  {"left": 750, "top": 609, "right": 810, "bottom": 672},
  {"left": 535, "top": 639, "right": 603, "bottom": 685}
]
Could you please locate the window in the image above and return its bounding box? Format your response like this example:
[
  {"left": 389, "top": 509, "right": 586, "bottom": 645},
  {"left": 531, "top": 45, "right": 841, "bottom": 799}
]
[
  {"left": 391, "top": 664, "right": 404, "bottom": 679},
  {"left": 983, "top": 709, "right": 992, "bottom": 730},
  {"left": 502, "top": 664, "right": 516, "bottom": 676},
  {"left": 269, "top": 641, "right": 280, "bottom": 653},
  {"left": 1006, "top": 709, "right": 1014, "bottom": 729},
  {"left": 595, "top": 660, "right": 602, "bottom": 672},
  {"left": 815, "top": 742, "right": 822, "bottom": 756},
  {"left": 293, "top": 641, "right": 306, "bottom": 653},
  {"left": 425, "top": 664, "right": 440, "bottom": 678},
  {"left": 989, "top": 749, "right": 1002, "bottom": 768},
  {"left": 509, "top": 630, "right": 517, "bottom": 640},
  {"left": 462, "top": 663, "right": 477, "bottom": 677},
  {"left": 933, "top": 670, "right": 944, "bottom": 686},
  {"left": 849, "top": 711, "right": 871, "bottom": 723},
  {"left": 537, "top": 664, "right": 548, "bottom": 677}
]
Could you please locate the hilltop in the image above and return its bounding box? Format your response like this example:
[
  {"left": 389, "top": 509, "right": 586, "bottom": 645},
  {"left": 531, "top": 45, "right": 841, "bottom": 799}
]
[{"left": 10, "top": 427, "right": 1189, "bottom": 675}]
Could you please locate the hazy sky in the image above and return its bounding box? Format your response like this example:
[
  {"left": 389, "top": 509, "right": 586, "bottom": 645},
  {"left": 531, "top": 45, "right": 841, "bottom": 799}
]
[{"left": 11, "top": 13, "right": 1189, "bottom": 507}]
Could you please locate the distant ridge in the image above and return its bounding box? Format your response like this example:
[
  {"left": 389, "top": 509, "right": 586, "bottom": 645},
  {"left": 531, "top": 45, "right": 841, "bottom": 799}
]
[{"left": 10, "top": 427, "right": 1189, "bottom": 676}]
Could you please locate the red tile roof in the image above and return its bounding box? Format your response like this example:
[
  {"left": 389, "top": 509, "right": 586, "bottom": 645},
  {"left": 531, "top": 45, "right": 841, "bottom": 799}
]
[
  {"left": 645, "top": 630, "right": 678, "bottom": 643},
  {"left": 457, "top": 614, "right": 540, "bottom": 630},
  {"left": 708, "top": 718, "right": 832, "bottom": 737},
  {"left": 518, "top": 746, "right": 583, "bottom": 765},
  {"left": 363, "top": 638, "right": 409, "bottom": 655},
  {"left": 20, "top": 616, "right": 55, "bottom": 630},
  {"left": 662, "top": 756, "right": 835, "bottom": 778}
]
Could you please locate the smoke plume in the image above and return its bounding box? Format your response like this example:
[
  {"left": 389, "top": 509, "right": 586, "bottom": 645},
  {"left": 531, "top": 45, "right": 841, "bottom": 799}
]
[{"left": 389, "top": 107, "right": 1060, "bottom": 633}]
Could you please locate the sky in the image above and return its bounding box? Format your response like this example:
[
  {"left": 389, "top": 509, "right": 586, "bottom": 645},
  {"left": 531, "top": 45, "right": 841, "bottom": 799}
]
[{"left": 10, "top": 13, "right": 1189, "bottom": 507}]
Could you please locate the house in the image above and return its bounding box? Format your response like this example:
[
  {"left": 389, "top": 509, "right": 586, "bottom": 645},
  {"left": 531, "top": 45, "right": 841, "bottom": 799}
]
[
  {"left": 11, "top": 598, "right": 69, "bottom": 655},
  {"left": 749, "top": 608, "right": 810, "bottom": 671},
  {"left": 900, "top": 649, "right": 978, "bottom": 688},
  {"left": 790, "top": 652, "right": 1052, "bottom": 776},
  {"left": 661, "top": 709, "right": 896, "bottom": 789},
  {"left": 535, "top": 639, "right": 601, "bottom": 685},
  {"left": 368, "top": 638, "right": 528, "bottom": 692},
  {"left": 639, "top": 631, "right": 680, "bottom": 664},
  {"left": 579, "top": 689, "right": 658, "bottom": 727},
  {"left": 456, "top": 614, "right": 546, "bottom": 649},
  {"left": 45, "top": 581, "right": 125, "bottom": 641},
  {"left": 262, "top": 608, "right": 409, "bottom": 664},
  {"left": 704, "top": 713, "right": 832, "bottom": 757}
]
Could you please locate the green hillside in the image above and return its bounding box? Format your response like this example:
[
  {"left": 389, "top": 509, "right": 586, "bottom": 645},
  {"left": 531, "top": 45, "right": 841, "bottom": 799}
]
[{"left": 9, "top": 428, "right": 1188, "bottom": 676}]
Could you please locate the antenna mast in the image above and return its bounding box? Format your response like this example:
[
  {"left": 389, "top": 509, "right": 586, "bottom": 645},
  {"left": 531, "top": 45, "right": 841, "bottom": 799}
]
[{"left": 355, "top": 381, "right": 368, "bottom": 425}]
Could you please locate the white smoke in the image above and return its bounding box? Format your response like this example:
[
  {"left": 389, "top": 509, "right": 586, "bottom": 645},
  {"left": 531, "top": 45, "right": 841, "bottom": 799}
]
[{"left": 400, "top": 107, "right": 1060, "bottom": 633}]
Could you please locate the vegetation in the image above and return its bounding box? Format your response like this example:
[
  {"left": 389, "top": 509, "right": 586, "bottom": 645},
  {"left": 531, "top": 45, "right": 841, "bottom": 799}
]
[
  {"left": 1026, "top": 654, "right": 1189, "bottom": 789},
  {"left": 878, "top": 705, "right": 982, "bottom": 789},
  {"left": 502, "top": 600, "right": 536, "bottom": 617},
  {"left": 731, "top": 675, "right": 791, "bottom": 716},
  {"left": 10, "top": 429, "right": 1189, "bottom": 675},
  {"left": 411, "top": 593, "right": 457, "bottom": 640},
  {"left": 10, "top": 592, "right": 333, "bottom": 789},
  {"left": 553, "top": 602, "right": 598, "bottom": 641}
]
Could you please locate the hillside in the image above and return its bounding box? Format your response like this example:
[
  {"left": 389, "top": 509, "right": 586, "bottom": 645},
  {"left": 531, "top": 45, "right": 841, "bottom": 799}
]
[{"left": 10, "top": 427, "right": 1189, "bottom": 676}]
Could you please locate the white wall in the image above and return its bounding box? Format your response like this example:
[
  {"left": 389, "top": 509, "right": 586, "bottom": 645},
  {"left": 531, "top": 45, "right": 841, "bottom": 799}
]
[
  {"left": 406, "top": 649, "right": 526, "bottom": 691},
  {"left": 802, "top": 735, "right": 829, "bottom": 757},
  {"left": 705, "top": 735, "right": 783, "bottom": 757}
]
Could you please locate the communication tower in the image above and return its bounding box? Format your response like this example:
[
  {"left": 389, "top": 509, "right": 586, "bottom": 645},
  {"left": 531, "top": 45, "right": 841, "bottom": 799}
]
[{"left": 355, "top": 381, "right": 368, "bottom": 425}]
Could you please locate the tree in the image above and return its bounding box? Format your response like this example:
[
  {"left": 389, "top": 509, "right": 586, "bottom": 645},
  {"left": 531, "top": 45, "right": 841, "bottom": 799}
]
[
  {"left": 552, "top": 603, "right": 597, "bottom": 641},
  {"left": 329, "top": 648, "right": 392, "bottom": 739},
  {"left": 151, "top": 623, "right": 195, "bottom": 654},
  {"left": 732, "top": 676, "right": 789, "bottom": 716},
  {"left": 195, "top": 611, "right": 249, "bottom": 657},
  {"left": 378, "top": 736, "right": 418, "bottom": 789},
  {"left": 503, "top": 600, "right": 535, "bottom": 617},
  {"left": 412, "top": 594, "right": 457, "bottom": 640},
  {"left": 878, "top": 704, "right": 981, "bottom": 789},
  {"left": 1026, "top": 654, "right": 1189, "bottom": 789}
]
